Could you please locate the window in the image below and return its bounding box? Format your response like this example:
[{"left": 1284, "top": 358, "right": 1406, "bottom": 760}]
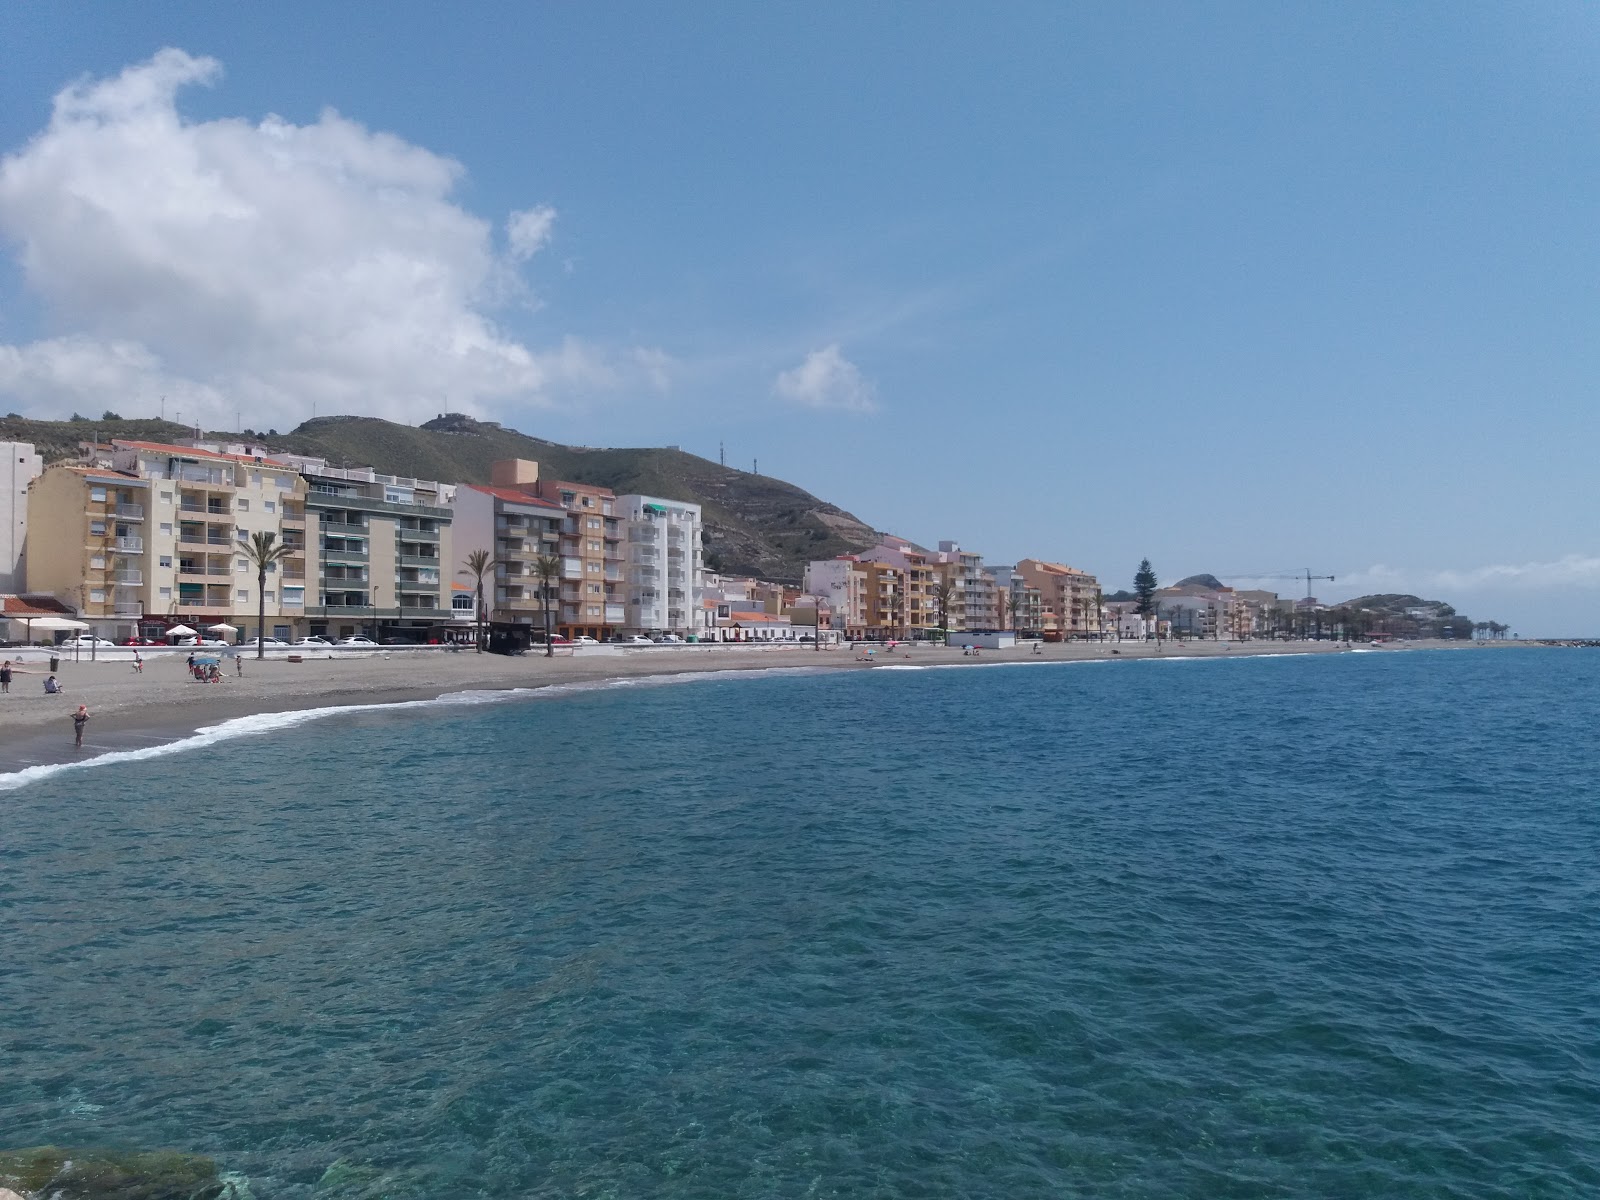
[
  {"left": 90, "top": 555, "right": 106, "bottom": 569},
  {"left": 90, "top": 522, "right": 106, "bottom": 536},
  {"left": 159, "top": 586, "right": 172, "bottom": 598},
  {"left": 588, "top": 540, "right": 601, "bottom": 552},
  {"left": 237, "top": 558, "right": 248, "bottom": 572},
  {"left": 159, "top": 555, "right": 172, "bottom": 568},
  {"left": 264, "top": 590, "right": 275, "bottom": 602},
  {"left": 160, "top": 490, "right": 172, "bottom": 503},
  {"left": 90, "top": 487, "right": 107, "bottom": 502},
  {"left": 588, "top": 583, "right": 602, "bottom": 594},
  {"left": 283, "top": 588, "right": 303, "bottom": 607},
  {"left": 588, "top": 606, "right": 600, "bottom": 617},
  {"left": 264, "top": 500, "right": 276, "bottom": 513},
  {"left": 159, "top": 522, "right": 172, "bottom": 535},
  {"left": 587, "top": 518, "right": 601, "bottom": 530},
  {"left": 236, "top": 498, "right": 250, "bottom": 511},
  {"left": 237, "top": 589, "right": 250, "bottom": 602},
  {"left": 587, "top": 562, "right": 600, "bottom": 573}
]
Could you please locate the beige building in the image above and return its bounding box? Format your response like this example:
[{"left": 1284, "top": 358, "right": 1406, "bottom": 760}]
[
  {"left": 27, "top": 440, "right": 314, "bottom": 640},
  {"left": 1016, "top": 559, "right": 1104, "bottom": 640},
  {"left": 453, "top": 479, "right": 567, "bottom": 636}
]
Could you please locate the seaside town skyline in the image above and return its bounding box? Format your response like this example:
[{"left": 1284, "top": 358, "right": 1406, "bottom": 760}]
[
  {"left": 1, "top": 430, "right": 1508, "bottom": 649},
  {"left": 1, "top": 10, "right": 1595, "bottom": 635}
]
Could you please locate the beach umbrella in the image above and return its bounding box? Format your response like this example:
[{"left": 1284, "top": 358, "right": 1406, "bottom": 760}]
[
  {"left": 166, "top": 624, "right": 198, "bottom": 638},
  {"left": 16, "top": 614, "right": 89, "bottom": 643},
  {"left": 207, "top": 622, "right": 238, "bottom": 633}
]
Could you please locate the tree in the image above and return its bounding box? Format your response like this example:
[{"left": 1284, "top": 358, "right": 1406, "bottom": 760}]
[
  {"left": 239, "top": 530, "right": 292, "bottom": 658},
  {"left": 459, "top": 549, "right": 494, "bottom": 652},
  {"left": 1134, "top": 559, "right": 1158, "bottom": 617},
  {"left": 533, "top": 554, "right": 561, "bottom": 657},
  {"left": 933, "top": 578, "right": 956, "bottom": 642},
  {"left": 102, "top": 410, "right": 122, "bottom": 421}
]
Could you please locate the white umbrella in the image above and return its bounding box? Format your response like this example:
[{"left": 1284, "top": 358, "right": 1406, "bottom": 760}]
[
  {"left": 166, "top": 624, "right": 198, "bottom": 638},
  {"left": 207, "top": 622, "right": 238, "bottom": 633}
]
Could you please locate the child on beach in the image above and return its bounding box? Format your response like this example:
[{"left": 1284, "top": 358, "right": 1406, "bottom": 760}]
[
  {"left": 44, "top": 674, "right": 63, "bottom": 694},
  {"left": 1, "top": 660, "right": 10, "bottom": 693},
  {"left": 72, "top": 704, "right": 89, "bottom": 748}
]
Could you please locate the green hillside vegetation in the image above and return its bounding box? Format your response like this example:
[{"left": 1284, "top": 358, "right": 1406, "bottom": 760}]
[{"left": 0, "top": 411, "right": 879, "bottom": 583}]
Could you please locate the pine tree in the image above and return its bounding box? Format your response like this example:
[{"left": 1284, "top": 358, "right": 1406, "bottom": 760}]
[{"left": 1134, "top": 559, "right": 1158, "bottom": 617}]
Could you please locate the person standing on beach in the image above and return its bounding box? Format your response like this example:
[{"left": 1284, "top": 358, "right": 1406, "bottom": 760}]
[
  {"left": 0, "top": 660, "right": 11, "bottom": 693},
  {"left": 72, "top": 704, "right": 89, "bottom": 748}
]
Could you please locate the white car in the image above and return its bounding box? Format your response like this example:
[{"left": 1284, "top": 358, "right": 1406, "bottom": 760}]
[
  {"left": 196, "top": 637, "right": 231, "bottom": 647},
  {"left": 292, "top": 636, "right": 332, "bottom": 647},
  {"left": 652, "top": 634, "right": 684, "bottom": 644},
  {"left": 62, "top": 635, "right": 119, "bottom": 649},
  {"left": 573, "top": 635, "right": 600, "bottom": 646},
  {"left": 619, "top": 635, "right": 654, "bottom": 645},
  {"left": 251, "top": 636, "right": 288, "bottom": 647},
  {"left": 336, "top": 636, "right": 377, "bottom": 647}
]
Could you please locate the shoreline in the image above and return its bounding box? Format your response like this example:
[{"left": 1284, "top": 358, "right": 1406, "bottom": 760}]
[{"left": 0, "top": 639, "right": 1533, "bottom": 783}]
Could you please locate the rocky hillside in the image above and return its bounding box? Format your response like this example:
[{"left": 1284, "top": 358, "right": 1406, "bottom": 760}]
[{"left": 0, "top": 411, "right": 879, "bottom": 583}]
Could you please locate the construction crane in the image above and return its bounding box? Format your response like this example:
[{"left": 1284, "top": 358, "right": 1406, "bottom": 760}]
[{"left": 1221, "top": 569, "right": 1335, "bottom": 601}]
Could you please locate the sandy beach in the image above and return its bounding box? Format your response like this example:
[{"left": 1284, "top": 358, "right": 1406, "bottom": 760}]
[{"left": 0, "top": 638, "right": 1520, "bottom": 775}]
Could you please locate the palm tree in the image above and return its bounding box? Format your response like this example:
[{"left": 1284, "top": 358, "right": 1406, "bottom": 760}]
[
  {"left": 459, "top": 549, "right": 494, "bottom": 652},
  {"left": 933, "top": 578, "right": 956, "bottom": 643},
  {"left": 239, "top": 530, "right": 292, "bottom": 659},
  {"left": 533, "top": 554, "right": 561, "bottom": 657}
]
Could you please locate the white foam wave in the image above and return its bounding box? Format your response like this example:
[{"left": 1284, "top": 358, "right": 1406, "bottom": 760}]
[{"left": 0, "top": 666, "right": 837, "bottom": 793}]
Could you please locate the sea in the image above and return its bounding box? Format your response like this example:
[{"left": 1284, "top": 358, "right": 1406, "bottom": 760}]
[{"left": 2, "top": 648, "right": 1597, "bottom": 1198}]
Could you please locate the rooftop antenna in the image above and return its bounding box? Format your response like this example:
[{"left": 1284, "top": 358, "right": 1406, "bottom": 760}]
[
  {"left": 753, "top": 458, "right": 758, "bottom": 475},
  {"left": 719, "top": 441, "right": 725, "bottom": 467},
  {"left": 160, "top": 396, "right": 165, "bottom": 421}
]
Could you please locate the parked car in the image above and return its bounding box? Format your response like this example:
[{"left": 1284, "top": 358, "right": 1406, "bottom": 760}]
[
  {"left": 652, "top": 634, "right": 684, "bottom": 644},
  {"left": 572, "top": 635, "right": 600, "bottom": 646},
  {"left": 381, "top": 635, "right": 423, "bottom": 646},
  {"left": 531, "top": 633, "right": 571, "bottom": 645},
  {"left": 292, "top": 636, "right": 332, "bottom": 647},
  {"left": 336, "top": 636, "right": 377, "bottom": 647},
  {"left": 619, "top": 635, "right": 654, "bottom": 645},
  {"left": 62, "top": 635, "right": 120, "bottom": 649},
  {"left": 120, "top": 636, "right": 156, "bottom": 646},
  {"left": 251, "top": 636, "right": 288, "bottom": 647}
]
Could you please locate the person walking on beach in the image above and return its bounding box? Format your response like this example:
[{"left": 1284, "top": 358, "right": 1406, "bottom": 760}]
[
  {"left": 235, "top": 653, "right": 243, "bottom": 677},
  {"left": 72, "top": 704, "right": 89, "bottom": 748},
  {"left": 1, "top": 659, "right": 11, "bottom": 693},
  {"left": 131, "top": 650, "right": 143, "bottom": 674}
]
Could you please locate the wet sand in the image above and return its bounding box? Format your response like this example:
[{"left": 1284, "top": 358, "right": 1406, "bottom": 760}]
[{"left": 0, "top": 638, "right": 1512, "bottom": 775}]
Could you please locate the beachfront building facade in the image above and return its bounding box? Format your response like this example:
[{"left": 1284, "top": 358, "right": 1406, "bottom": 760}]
[
  {"left": 27, "top": 440, "right": 317, "bottom": 641},
  {"left": 804, "top": 557, "right": 869, "bottom": 640},
  {"left": 453, "top": 480, "right": 566, "bottom": 637},
  {"left": 520, "top": 466, "right": 621, "bottom": 640},
  {"left": 23, "top": 464, "right": 152, "bottom": 640},
  {"left": 617, "top": 493, "right": 703, "bottom": 639},
  {"left": 932, "top": 541, "right": 998, "bottom": 635},
  {"left": 983, "top": 565, "right": 1043, "bottom": 636},
  {"left": 1016, "top": 559, "right": 1103, "bottom": 640},
  {"left": 1, "top": 441, "right": 44, "bottom": 593},
  {"left": 278, "top": 456, "right": 457, "bottom": 641}
]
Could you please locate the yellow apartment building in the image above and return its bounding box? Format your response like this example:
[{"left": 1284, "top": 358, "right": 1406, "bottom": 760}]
[{"left": 1016, "top": 558, "right": 1104, "bottom": 641}]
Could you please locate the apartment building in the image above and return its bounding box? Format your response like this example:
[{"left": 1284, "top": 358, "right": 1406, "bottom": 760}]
[
  {"left": 1016, "top": 559, "right": 1104, "bottom": 640},
  {"left": 453, "top": 481, "right": 566, "bottom": 635},
  {"left": 858, "top": 536, "right": 940, "bottom": 637},
  {"left": 617, "top": 493, "right": 702, "bottom": 638},
  {"left": 983, "top": 565, "right": 1043, "bottom": 635},
  {"left": 804, "top": 558, "right": 868, "bottom": 640},
  {"left": 1, "top": 441, "right": 44, "bottom": 592},
  {"left": 932, "top": 541, "right": 998, "bottom": 633},
  {"left": 279, "top": 456, "right": 457, "bottom": 640},
  {"left": 27, "top": 440, "right": 313, "bottom": 640},
  {"left": 860, "top": 560, "right": 907, "bottom": 639}
]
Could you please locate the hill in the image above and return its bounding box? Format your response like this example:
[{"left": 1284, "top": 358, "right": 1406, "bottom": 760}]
[
  {"left": 1172, "top": 573, "right": 1227, "bottom": 591},
  {"left": 0, "top": 411, "right": 879, "bottom": 583}
]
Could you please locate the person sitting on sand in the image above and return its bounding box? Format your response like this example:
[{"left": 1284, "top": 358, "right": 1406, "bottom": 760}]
[
  {"left": 44, "top": 674, "right": 63, "bottom": 694},
  {"left": 72, "top": 704, "right": 89, "bottom": 748}
]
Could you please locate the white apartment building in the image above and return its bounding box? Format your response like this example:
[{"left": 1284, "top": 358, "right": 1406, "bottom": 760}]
[
  {"left": 617, "top": 494, "right": 704, "bottom": 638},
  {"left": 1, "top": 441, "right": 44, "bottom": 592}
]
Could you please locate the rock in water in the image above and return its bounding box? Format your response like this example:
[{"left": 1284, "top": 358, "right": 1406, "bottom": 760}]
[{"left": 0, "top": 1146, "right": 225, "bottom": 1199}]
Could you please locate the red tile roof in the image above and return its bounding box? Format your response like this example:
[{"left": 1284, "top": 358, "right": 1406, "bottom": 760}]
[
  {"left": 461, "top": 483, "right": 566, "bottom": 509},
  {"left": 3, "top": 595, "right": 73, "bottom": 616},
  {"left": 113, "top": 439, "right": 295, "bottom": 466}
]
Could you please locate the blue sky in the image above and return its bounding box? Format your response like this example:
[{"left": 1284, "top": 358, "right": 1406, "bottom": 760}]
[{"left": 1, "top": 4, "right": 1596, "bottom": 633}]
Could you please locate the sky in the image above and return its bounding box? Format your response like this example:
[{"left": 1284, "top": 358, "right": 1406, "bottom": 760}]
[{"left": 0, "top": 4, "right": 1596, "bottom": 634}]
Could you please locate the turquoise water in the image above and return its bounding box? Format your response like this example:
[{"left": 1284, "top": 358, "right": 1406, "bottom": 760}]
[{"left": 3, "top": 651, "right": 1598, "bottom": 1197}]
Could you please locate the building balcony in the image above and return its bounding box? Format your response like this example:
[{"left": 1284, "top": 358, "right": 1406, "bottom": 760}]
[
  {"left": 113, "top": 603, "right": 143, "bottom": 616},
  {"left": 320, "top": 519, "right": 368, "bottom": 536},
  {"left": 115, "top": 503, "right": 144, "bottom": 520},
  {"left": 398, "top": 553, "right": 440, "bottom": 568},
  {"left": 397, "top": 527, "right": 440, "bottom": 542},
  {"left": 111, "top": 570, "right": 143, "bottom": 584},
  {"left": 114, "top": 536, "right": 144, "bottom": 552}
]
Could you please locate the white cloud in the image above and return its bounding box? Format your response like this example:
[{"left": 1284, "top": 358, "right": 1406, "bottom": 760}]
[
  {"left": 506, "top": 205, "right": 557, "bottom": 262},
  {"left": 773, "top": 344, "right": 877, "bottom": 412},
  {"left": 0, "top": 49, "right": 614, "bottom": 429},
  {"left": 1332, "top": 556, "right": 1600, "bottom": 595}
]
